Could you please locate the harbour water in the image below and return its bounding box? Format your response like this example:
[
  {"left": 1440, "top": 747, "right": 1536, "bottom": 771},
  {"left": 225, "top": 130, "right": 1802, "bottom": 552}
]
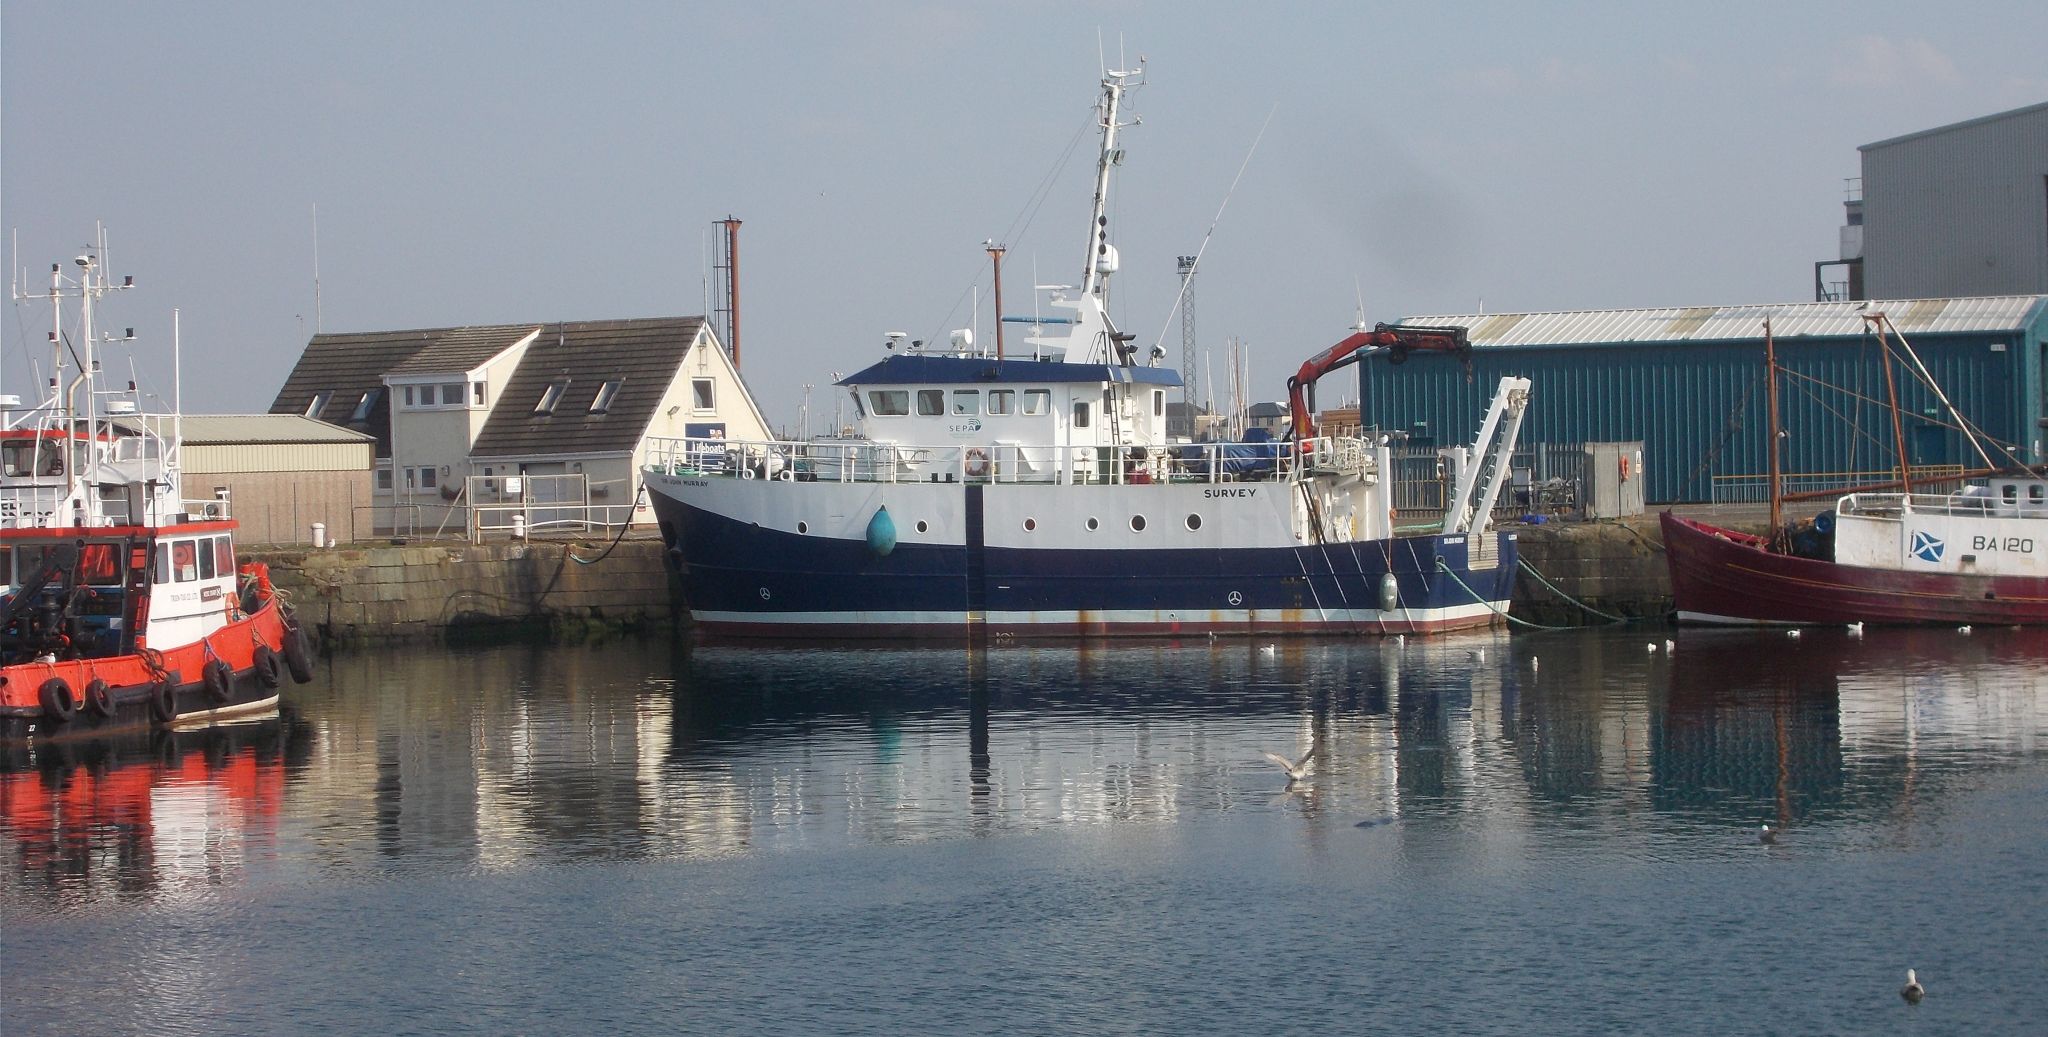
[{"left": 4, "top": 625, "right": 2045, "bottom": 1034}]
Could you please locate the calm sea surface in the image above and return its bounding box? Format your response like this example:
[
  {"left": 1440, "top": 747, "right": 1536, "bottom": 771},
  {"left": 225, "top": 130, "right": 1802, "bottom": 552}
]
[{"left": 4, "top": 625, "right": 2045, "bottom": 1035}]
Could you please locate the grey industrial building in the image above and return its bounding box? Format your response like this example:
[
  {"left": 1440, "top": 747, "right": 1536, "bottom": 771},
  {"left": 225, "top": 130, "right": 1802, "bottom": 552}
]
[
  {"left": 1354, "top": 102, "right": 2048, "bottom": 506},
  {"left": 1366, "top": 296, "right": 2047, "bottom": 505}
]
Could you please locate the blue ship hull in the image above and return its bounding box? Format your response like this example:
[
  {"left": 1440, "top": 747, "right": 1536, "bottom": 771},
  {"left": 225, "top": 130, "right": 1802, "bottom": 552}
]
[{"left": 649, "top": 484, "right": 1515, "bottom": 638}]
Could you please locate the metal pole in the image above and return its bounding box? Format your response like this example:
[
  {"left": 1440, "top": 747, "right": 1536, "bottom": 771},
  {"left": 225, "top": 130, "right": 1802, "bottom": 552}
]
[{"left": 987, "top": 244, "right": 1006, "bottom": 361}]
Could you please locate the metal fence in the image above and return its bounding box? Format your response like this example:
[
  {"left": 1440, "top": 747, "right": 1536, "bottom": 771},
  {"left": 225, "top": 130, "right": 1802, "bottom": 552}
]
[{"left": 1388, "top": 442, "right": 1587, "bottom": 523}]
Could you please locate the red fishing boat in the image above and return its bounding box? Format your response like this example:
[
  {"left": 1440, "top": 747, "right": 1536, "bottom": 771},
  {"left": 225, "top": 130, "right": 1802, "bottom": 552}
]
[
  {"left": 2, "top": 237, "right": 315, "bottom": 741},
  {"left": 1664, "top": 313, "right": 2048, "bottom": 627}
]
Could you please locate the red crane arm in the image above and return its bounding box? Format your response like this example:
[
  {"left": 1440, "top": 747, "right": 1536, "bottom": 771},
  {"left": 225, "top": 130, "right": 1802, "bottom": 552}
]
[{"left": 1286, "top": 323, "right": 1470, "bottom": 440}]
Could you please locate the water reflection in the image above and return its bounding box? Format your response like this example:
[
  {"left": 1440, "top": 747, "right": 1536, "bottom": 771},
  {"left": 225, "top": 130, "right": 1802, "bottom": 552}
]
[{"left": 2, "top": 626, "right": 2043, "bottom": 906}]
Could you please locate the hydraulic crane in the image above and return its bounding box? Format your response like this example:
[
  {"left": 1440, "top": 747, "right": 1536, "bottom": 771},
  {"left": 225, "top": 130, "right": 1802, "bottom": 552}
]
[{"left": 1286, "top": 323, "right": 1471, "bottom": 441}]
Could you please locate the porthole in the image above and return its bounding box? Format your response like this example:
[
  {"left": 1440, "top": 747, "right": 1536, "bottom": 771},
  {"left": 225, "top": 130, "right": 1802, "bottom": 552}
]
[
  {"left": 1185, "top": 514, "right": 1202, "bottom": 531},
  {"left": 797, "top": 521, "right": 809, "bottom": 534},
  {"left": 1086, "top": 517, "right": 1099, "bottom": 531},
  {"left": 1130, "top": 515, "right": 1147, "bottom": 532},
  {"left": 916, "top": 520, "right": 929, "bottom": 534},
  {"left": 1023, "top": 518, "right": 1037, "bottom": 532}
]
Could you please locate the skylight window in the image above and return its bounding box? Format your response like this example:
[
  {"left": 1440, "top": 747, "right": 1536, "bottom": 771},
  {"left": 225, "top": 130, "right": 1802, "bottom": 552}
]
[
  {"left": 535, "top": 379, "right": 570, "bottom": 415},
  {"left": 349, "top": 388, "right": 382, "bottom": 423},
  {"left": 304, "top": 391, "right": 332, "bottom": 419},
  {"left": 590, "top": 379, "right": 624, "bottom": 415}
]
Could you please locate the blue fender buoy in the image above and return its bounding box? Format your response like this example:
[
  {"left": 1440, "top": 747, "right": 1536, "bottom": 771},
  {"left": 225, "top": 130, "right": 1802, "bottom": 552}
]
[{"left": 866, "top": 506, "right": 897, "bottom": 557}]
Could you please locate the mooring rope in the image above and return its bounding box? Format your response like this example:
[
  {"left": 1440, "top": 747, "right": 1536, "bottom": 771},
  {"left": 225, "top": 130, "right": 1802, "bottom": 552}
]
[
  {"left": 1433, "top": 559, "right": 1567, "bottom": 631},
  {"left": 1515, "top": 556, "right": 1635, "bottom": 624}
]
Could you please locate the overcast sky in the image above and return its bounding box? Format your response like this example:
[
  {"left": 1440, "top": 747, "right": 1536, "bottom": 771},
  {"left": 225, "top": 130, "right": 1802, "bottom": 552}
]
[{"left": 4, "top": 1, "right": 2044, "bottom": 429}]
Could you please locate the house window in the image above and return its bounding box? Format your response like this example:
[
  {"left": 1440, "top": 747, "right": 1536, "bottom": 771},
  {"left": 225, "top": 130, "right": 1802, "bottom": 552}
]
[
  {"left": 350, "top": 388, "right": 383, "bottom": 423},
  {"left": 376, "top": 467, "right": 393, "bottom": 491},
  {"left": 988, "top": 389, "right": 1014, "bottom": 415},
  {"left": 692, "top": 378, "right": 715, "bottom": 411},
  {"left": 419, "top": 384, "right": 438, "bottom": 406},
  {"left": 304, "top": 391, "right": 332, "bottom": 419},
  {"left": 916, "top": 389, "right": 945, "bottom": 416},
  {"left": 419, "top": 467, "right": 438, "bottom": 490},
  {"left": 867, "top": 390, "right": 908, "bottom": 416},
  {"left": 403, "top": 385, "right": 415, "bottom": 407},
  {"left": 440, "top": 383, "right": 464, "bottom": 407},
  {"left": 591, "top": 379, "right": 624, "bottom": 414},
  {"left": 472, "top": 382, "right": 486, "bottom": 406},
  {"left": 535, "top": 379, "right": 570, "bottom": 415},
  {"left": 404, "top": 468, "right": 417, "bottom": 490},
  {"left": 951, "top": 390, "right": 980, "bottom": 416},
  {"left": 1073, "top": 401, "right": 1091, "bottom": 428},
  {"left": 1023, "top": 389, "right": 1051, "bottom": 416}
]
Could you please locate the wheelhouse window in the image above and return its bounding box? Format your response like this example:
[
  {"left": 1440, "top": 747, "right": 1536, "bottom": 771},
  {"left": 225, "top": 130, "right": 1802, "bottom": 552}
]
[
  {"left": 591, "top": 379, "right": 624, "bottom": 414},
  {"left": 916, "top": 389, "right": 945, "bottom": 416},
  {"left": 988, "top": 389, "right": 1014, "bottom": 415},
  {"left": 1073, "top": 401, "right": 1091, "bottom": 428},
  {"left": 1153, "top": 389, "right": 1164, "bottom": 417},
  {"left": 215, "top": 535, "right": 235, "bottom": 575},
  {"left": 535, "top": 379, "right": 570, "bottom": 415},
  {"left": 692, "top": 378, "right": 716, "bottom": 411},
  {"left": 172, "top": 540, "right": 199, "bottom": 582},
  {"left": 868, "top": 390, "right": 909, "bottom": 416},
  {"left": 951, "top": 390, "right": 981, "bottom": 415},
  {"left": 1023, "top": 389, "right": 1051, "bottom": 416},
  {"left": 198, "top": 537, "right": 217, "bottom": 580}
]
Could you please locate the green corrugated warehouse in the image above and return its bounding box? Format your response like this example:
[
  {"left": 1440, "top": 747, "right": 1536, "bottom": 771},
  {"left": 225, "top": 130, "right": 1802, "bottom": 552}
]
[{"left": 1357, "top": 296, "right": 2048, "bottom": 504}]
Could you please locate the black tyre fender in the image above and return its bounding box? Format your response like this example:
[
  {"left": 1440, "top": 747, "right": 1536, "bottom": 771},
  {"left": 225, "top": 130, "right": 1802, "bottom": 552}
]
[
  {"left": 251, "top": 644, "right": 284, "bottom": 689},
  {"left": 148, "top": 680, "right": 179, "bottom": 723},
  {"left": 203, "top": 659, "right": 234, "bottom": 704},
  {"left": 82, "top": 678, "right": 116, "bottom": 719},
  {"left": 38, "top": 678, "right": 77, "bottom": 724},
  {"left": 282, "top": 622, "right": 316, "bottom": 684}
]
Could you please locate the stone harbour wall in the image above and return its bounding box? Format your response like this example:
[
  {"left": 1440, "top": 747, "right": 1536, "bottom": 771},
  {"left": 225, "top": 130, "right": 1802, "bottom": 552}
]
[{"left": 248, "top": 539, "right": 676, "bottom": 644}]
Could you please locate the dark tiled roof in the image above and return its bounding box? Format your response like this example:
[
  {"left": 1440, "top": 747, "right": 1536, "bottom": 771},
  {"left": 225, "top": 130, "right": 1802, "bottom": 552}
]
[
  {"left": 270, "top": 328, "right": 460, "bottom": 457},
  {"left": 387, "top": 325, "right": 537, "bottom": 376},
  {"left": 470, "top": 317, "right": 707, "bottom": 459}
]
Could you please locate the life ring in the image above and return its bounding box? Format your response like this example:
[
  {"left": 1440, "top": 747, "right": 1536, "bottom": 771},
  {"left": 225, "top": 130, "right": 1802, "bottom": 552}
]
[
  {"left": 203, "top": 659, "right": 234, "bottom": 704},
  {"left": 282, "top": 622, "right": 316, "bottom": 684},
  {"left": 1618, "top": 454, "right": 1632, "bottom": 482},
  {"left": 252, "top": 644, "right": 284, "bottom": 689},
  {"left": 965, "top": 447, "right": 991, "bottom": 479},
  {"left": 83, "top": 678, "right": 116, "bottom": 719},
  {"left": 148, "top": 680, "right": 179, "bottom": 723},
  {"left": 39, "top": 678, "right": 77, "bottom": 724}
]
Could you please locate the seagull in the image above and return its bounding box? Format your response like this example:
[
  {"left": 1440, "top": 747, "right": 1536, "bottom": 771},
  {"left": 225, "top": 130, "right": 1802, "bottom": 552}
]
[
  {"left": 1787, "top": 629, "right": 1802, "bottom": 639},
  {"left": 1530, "top": 656, "right": 1540, "bottom": 672},
  {"left": 1470, "top": 648, "right": 1486, "bottom": 663},
  {"left": 1957, "top": 625, "right": 1972, "bottom": 635},
  {"left": 1262, "top": 747, "right": 1316, "bottom": 785},
  {"left": 1260, "top": 643, "right": 1277, "bottom": 657},
  {"left": 1846, "top": 621, "right": 1864, "bottom": 637},
  {"left": 1759, "top": 823, "right": 1777, "bottom": 844},
  {"left": 1647, "top": 642, "right": 1658, "bottom": 654},
  {"left": 1900, "top": 969, "right": 1924, "bottom": 1004},
  {"left": 1664, "top": 639, "right": 1676, "bottom": 653}
]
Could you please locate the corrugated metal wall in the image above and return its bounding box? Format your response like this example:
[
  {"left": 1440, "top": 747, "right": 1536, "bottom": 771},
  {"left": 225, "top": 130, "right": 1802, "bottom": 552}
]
[
  {"left": 183, "top": 441, "right": 375, "bottom": 474},
  {"left": 1357, "top": 324, "right": 2043, "bottom": 504},
  {"left": 1863, "top": 104, "right": 2048, "bottom": 297}
]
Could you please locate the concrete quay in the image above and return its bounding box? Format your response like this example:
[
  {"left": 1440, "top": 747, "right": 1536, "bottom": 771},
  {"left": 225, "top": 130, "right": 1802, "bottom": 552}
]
[{"left": 248, "top": 508, "right": 1765, "bottom": 642}]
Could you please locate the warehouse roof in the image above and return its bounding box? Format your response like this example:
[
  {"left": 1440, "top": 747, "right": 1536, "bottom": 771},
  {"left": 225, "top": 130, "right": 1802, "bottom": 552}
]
[
  {"left": 1399, "top": 295, "right": 2048, "bottom": 348},
  {"left": 142, "top": 414, "right": 374, "bottom": 445}
]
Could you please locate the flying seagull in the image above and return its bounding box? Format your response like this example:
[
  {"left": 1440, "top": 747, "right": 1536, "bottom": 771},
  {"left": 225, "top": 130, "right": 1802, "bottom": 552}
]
[{"left": 1263, "top": 747, "right": 1316, "bottom": 785}]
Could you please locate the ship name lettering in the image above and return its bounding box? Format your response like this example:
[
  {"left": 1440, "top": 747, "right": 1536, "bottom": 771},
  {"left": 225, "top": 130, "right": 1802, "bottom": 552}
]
[{"left": 1204, "top": 488, "right": 1257, "bottom": 499}]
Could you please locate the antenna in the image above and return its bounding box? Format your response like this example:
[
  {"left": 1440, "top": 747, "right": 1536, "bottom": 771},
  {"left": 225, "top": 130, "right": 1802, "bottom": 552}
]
[
  {"left": 1177, "top": 255, "right": 1199, "bottom": 421},
  {"left": 312, "top": 202, "right": 323, "bottom": 333}
]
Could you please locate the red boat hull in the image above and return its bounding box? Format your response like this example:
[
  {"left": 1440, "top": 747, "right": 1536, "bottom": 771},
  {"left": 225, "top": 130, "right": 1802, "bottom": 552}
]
[{"left": 1660, "top": 511, "right": 2048, "bottom": 626}]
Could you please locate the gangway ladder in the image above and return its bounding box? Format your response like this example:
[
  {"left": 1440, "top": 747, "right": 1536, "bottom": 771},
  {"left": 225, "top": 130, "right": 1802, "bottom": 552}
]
[{"left": 1442, "top": 376, "right": 1533, "bottom": 540}]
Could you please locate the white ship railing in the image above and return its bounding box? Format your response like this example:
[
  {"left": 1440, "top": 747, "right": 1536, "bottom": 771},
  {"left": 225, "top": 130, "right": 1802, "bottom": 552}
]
[
  {"left": 1839, "top": 489, "right": 2048, "bottom": 520},
  {"left": 642, "top": 434, "right": 1371, "bottom": 487}
]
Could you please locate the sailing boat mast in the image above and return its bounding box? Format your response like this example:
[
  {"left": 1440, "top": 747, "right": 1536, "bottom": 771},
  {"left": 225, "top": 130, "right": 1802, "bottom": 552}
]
[
  {"left": 1765, "top": 317, "right": 1783, "bottom": 531},
  {"left": 1867, "top": 313, "right": 1914, "bottom": 497}
]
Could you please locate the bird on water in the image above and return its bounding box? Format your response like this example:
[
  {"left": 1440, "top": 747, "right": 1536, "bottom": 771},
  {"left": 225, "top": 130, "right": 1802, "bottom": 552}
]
[
  {"left": 1263, "top": 747, "right": 1316, "bottom": 786},
  {"left": 1759, "top": 823, "right": 1777, "bottom": 844},
  {"left": 1901, "top": 969, "right": 1924, "bottom": 1004}
]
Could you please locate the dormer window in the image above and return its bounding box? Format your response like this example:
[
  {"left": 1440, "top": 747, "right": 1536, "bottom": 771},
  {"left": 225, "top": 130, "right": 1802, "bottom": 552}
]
[
  {"left": 535, "top": 379, "right": 570, "bottom": 415},
  {"left": 590, "top": 379, "right": 624, "bottom": 415},
  {"left": 304, "top": 391, "right": 332, "bottom": 419}
]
